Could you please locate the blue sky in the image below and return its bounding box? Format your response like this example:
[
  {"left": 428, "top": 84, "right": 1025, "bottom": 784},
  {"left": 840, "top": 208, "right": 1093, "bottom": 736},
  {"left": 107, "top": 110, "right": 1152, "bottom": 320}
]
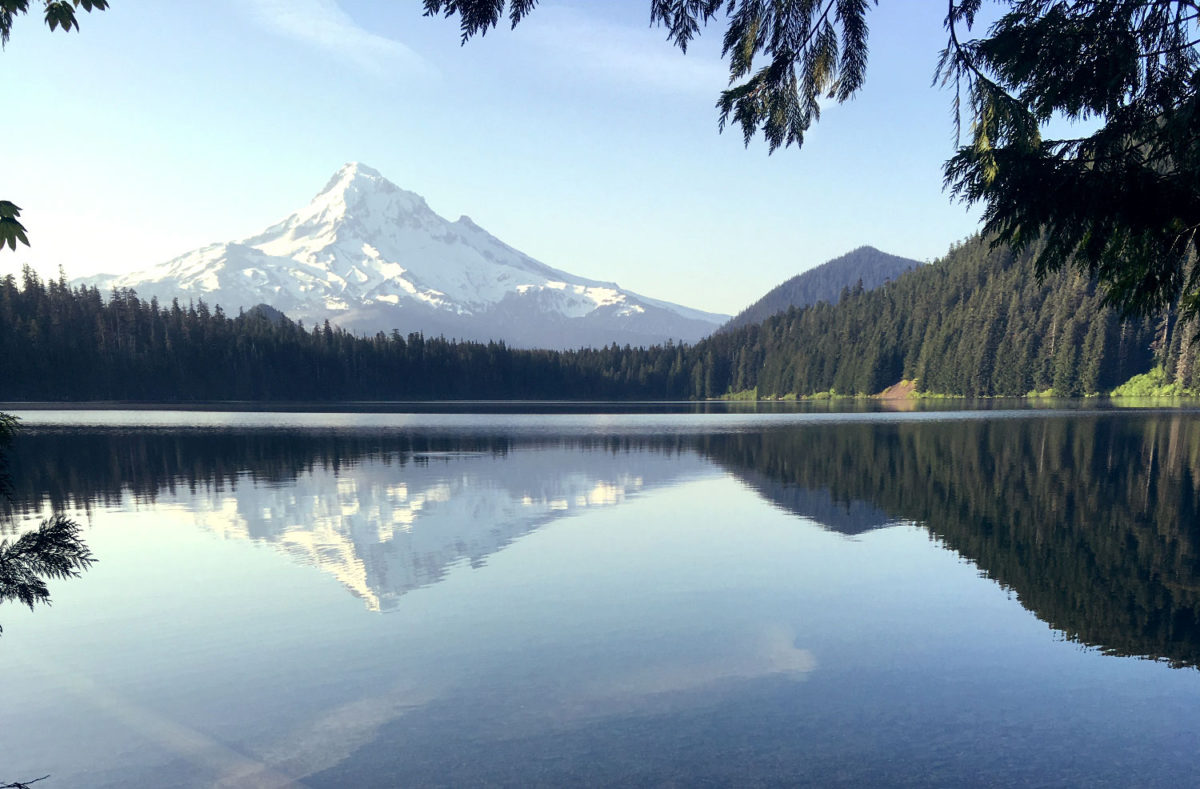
[{"left": 4, "top": 0, "right": 984, "bottom": 315}]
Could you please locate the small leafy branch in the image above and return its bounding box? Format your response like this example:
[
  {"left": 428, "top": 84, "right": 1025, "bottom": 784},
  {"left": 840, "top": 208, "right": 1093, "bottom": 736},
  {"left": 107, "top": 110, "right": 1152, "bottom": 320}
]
[
  {"left": 0, "top": 202, "right": 29, "bottom": 252},
  {"left": 0, "top": 0, "right": 110, "bottom": 47}
]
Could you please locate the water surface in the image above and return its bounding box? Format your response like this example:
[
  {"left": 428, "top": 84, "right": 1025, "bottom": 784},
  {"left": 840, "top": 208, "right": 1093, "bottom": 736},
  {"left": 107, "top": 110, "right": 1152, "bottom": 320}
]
[{"left": 3, "top": 407, "right": 1200, "bottom": 787}]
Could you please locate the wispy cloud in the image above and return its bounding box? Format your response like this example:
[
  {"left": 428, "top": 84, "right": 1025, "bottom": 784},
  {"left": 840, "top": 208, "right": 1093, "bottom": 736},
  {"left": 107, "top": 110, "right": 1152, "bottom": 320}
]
[
  {"left": 245, "top": 0, "right": 430, "bottom": 77},
  {"left": 521, "top": 7, "right": 728, "bottom": 96}
]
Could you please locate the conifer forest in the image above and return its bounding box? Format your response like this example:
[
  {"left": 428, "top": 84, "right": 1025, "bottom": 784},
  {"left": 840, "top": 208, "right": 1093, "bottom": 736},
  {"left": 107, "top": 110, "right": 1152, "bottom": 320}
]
[{"left": 2, "top": 236, "right": 1195, "bottom": 402}]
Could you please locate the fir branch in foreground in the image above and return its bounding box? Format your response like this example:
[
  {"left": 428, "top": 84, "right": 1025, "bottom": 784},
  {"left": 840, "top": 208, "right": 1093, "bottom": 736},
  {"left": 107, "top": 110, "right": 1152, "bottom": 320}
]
[{"left": 0, "top": 514, "right": 95, "bottom": 632}]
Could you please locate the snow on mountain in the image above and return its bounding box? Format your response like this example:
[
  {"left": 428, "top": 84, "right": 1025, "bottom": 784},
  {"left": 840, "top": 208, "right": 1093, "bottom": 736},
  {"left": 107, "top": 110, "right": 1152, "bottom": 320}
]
[{"left": 79, "top": 163, "right": 728, "bottom": 348}]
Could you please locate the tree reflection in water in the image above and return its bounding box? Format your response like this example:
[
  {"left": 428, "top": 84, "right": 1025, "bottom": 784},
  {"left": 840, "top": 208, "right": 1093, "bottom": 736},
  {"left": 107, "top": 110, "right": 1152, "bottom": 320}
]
[
  {"left": 698, "top": 414, "right": 1200, "bottom": 667},
  {"left": 0, "top": 413, "right": 95, "bottom": 788},
  {"left": 6, "top": 412, "right": 1200, "bottom": 667}
]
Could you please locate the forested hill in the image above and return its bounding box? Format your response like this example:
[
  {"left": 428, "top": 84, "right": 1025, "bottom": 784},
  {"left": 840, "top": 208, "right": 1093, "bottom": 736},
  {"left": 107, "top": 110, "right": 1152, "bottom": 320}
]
[
  {"left": 721, "top": 246, "right": 922, "bottom": 332},
  {"left": 698, "top": 235, "right": 1191, "bottom": 398},
  {"left": 0, "top": 235, "right": 1194, "bottom": 401}
]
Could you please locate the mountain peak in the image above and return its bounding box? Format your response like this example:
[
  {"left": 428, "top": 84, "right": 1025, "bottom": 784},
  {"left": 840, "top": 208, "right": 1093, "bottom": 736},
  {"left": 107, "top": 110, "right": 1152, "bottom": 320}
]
[
  {"left": 341, "top": 161, "right": 381, "bottom": 177},
  {"left": 303, "top": 161, "right": 431, "bottom": 227},
  {"left": 77, "top": 163, "right": 729, "bottom": 349},
  {"left": 721, "top": 246, "right": 922, "bottom": 332},
  {"left": 317, "top": 161, "right": 390, "bottom": 197}
]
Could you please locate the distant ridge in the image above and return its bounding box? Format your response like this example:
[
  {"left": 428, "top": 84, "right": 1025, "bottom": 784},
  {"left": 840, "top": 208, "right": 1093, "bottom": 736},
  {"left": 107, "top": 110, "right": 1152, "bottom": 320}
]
[
  {"left": 722, "top": 246, "right": 921, "bottom": 332},
  {"left": 245, "top": 303, "right": 288, "bottom": 326}
]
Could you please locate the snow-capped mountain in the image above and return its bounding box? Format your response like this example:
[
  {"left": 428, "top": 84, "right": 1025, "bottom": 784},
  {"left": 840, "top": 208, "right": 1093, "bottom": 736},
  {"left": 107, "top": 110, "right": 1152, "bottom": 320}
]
[{"left": 79, "top": 163, "right": 728, "bottom": 348}]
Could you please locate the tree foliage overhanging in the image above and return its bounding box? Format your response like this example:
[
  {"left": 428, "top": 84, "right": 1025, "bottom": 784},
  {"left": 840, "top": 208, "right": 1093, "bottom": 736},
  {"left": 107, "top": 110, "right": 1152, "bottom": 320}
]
[
  {"left": 0, "top": 0, "right": 109, "bottom": 252},
  {"left": 425, "top": 0, "right": 1200, "bottom": 320},
  {"left": 938, "top": 0, "right": 1200, "bottom": 320},
  {"left": 0, "top": 0, "right": 107, "bottom": 46}
]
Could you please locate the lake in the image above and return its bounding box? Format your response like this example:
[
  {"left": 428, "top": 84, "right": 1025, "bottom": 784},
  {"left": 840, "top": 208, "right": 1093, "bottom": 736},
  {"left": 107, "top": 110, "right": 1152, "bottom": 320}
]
[{"left": 2, "top": 405, "right": 1200, "bottom": 787}]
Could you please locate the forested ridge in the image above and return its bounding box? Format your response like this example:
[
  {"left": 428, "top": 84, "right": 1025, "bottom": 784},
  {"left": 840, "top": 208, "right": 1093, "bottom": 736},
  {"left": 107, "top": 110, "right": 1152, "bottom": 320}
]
[
  {"left": 1, "top": 235, "right": 1196, "bottom": 401},
  {"left": 705, "top": 236, "right": 1196, "bottom": 398}
]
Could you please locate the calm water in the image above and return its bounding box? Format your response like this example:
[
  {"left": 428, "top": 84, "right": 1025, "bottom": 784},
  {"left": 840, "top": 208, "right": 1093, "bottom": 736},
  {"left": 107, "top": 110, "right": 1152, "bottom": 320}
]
[{"left": 3, "top": 406, "right": 1200, "bottom": 787}]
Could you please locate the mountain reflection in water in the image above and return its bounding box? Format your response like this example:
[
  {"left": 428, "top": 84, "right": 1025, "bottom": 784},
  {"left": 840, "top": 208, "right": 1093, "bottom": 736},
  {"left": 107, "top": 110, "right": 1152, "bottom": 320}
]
[
  {"left": 6, "top": 432, "right": 709, "bottom": 611},
  {"left": 7, "top": 412, "right": 1200, "bottom": 666}
]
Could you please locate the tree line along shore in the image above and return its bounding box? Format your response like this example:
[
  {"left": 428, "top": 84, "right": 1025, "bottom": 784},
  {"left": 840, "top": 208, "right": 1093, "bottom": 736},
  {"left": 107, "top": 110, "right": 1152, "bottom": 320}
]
[{"left": 2, "top": 235, "right": 1197, "bottom": 402}]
